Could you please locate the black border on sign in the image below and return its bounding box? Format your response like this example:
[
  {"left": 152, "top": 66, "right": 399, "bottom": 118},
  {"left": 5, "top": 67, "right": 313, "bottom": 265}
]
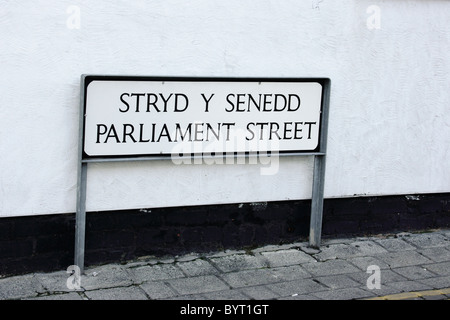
[{"left": 80, "top": 75, "right": 330, "bottom": 161}]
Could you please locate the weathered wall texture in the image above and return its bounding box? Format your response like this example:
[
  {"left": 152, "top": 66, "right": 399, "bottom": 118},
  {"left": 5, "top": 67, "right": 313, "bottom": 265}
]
[{"left": 1, "top": 1, "right": 449, "bottom": 217}]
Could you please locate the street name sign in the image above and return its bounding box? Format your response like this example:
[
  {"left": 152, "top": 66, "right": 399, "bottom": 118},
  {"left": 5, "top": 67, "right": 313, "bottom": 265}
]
[
  {"left": 75, "top": 76, "right": 331, "bottom": 273},
  {"left": 82, "top": 76, "right": 327, "bottom": 159}
]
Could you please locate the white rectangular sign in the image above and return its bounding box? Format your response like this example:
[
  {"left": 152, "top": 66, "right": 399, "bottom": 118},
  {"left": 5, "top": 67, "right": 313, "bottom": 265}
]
[{"left": 82, "top": 77, "right": 325, "bottom": 158}]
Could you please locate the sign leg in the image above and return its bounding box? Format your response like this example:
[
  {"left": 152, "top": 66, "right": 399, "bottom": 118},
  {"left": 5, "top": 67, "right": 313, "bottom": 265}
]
[
  {"left": 309, "top": 154, "right": 326, "bottom": 248},
  {"left": 75, "top": 162, "right": 87, "bottom": 273}
]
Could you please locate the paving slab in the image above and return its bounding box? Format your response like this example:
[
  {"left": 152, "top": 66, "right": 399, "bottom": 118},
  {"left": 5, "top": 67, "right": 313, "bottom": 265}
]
[
  {"left": 165, "top": 275, "right": 229, "bottom": 295},
  {"left": 260, "top": 249, "right": 315, "bottom": 267},
  {"left": 312, "top": 287, "right": 374, "bottom": 300},
  {"left": 346, "top": 256, "right": 391, "bottom": 271},
  {"left": 302, "top": 260, "right": 360, "bottom": 277},
  {"left": 315, "top": 274, "right": 361, "bottom": 290},
  {"left": 422, "top": 294, "right": 448, "bottom": 300},
  {"left": 0, "top": 274, "right": 45, "bottom": 300},
  {"left": 392, "top": 266, "right": 439, "bottom": 280},
  {"left": 421, "top": 261, "right": 450, "bottom": 276},
  {"left": 269, "top": 265, "right": 311, "bottom": 281},
  {"left": 362, "top": 285, "right": 403, "bottom": 298},
  {"left": 220, "top": 269, "right": 279, "bottom": 288},
  {"left": 403, "top": 233, "right": 449, "bottom": 248},
  {"left": 418, "top": 276, "right": 450, "bottom": 289},
  {"left": 84, "top": 286, "right": 148, "bottom": 300},
  {"left": 299, "top": 246, "right": 321, "bottom": 255},
  {"left": 140, "top": 281, "right": 178, "bottom": 300},
  {"left": 374, "top": 238, "right": 416, "bottom": 252},
  {"left": 417, "top": 247, "right": 450, "bottom": 263},
  {"left": 266, "top": 278, "right": 327, "bottom": 297},
  {"left": 350, "top": 241, "right": 389, "bottom": 255},
  {"left": 82, "top": 264, "right": 133, "bottom": 290},
  {"left": 35, "top": 270, "right": 77, "bottom": 293},
  {"left": 385, "top": 280, "right": 433, "bottom": 293},
  {"left": 128, "top": 263, "right": 185, "bottom": 283},
  {"left": 165, "top": 293, "right": 207, "bottom": 300},
  {"left": 209, "top": 254, "right": 267, "bottom": 273},
  {"left": 279, "top": 294, "right": 320, "bottom": 300},
  {"left": 202, "top": 289, "right": 249, "bottom": 300},
  {"left": 26, "top": 292, "right": 84, "bottom": 300},
  {"left": 373, "top": 250, "right": 432, "bottom": 268},
  {"left": 347, "top": 269, "right": 408, "bottom": 287},
  {"left": 239, "top": 285, "right": 280, "bottom": 300},
  {"left": 176, "top": 259, "right": 219, "bottom": 277},
  {"left": 314, "top": 241, "right": 387, "bottom": 261}
]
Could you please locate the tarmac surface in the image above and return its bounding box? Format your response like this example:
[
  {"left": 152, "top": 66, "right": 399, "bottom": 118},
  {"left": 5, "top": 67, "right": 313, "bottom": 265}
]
[{"left": 1, "top": 228, "right": 450, "bottom": 301}]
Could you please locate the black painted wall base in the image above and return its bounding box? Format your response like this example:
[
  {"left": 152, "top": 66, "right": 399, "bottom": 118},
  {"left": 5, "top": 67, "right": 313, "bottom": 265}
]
[{"left": 1, "top": 193, "right": 449, "bottom": 276}]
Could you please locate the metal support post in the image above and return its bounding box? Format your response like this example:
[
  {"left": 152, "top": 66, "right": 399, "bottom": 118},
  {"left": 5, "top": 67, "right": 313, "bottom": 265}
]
[
  {"left": 309, "top": 78, "right": 331, "bottom": 248},
  {"left": 74, "top": 162, "right": 87, "bottom": 273},
  {"left": 74, "top": 75, "right": 87, "bottom": 273},
  {"left": 309, "top": 154, "right": 326, "bottom": 248}
]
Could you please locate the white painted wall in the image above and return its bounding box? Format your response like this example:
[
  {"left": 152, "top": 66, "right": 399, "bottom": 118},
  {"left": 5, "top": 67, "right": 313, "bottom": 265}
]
[{"left": 1, "top": 0, "right": 449, "bottom": 217}]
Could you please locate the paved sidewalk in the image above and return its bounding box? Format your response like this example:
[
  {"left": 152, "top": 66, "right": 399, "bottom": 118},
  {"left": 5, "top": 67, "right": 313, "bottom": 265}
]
[{"left": 1, "top": 229, "right": 450, "bottom": 300}]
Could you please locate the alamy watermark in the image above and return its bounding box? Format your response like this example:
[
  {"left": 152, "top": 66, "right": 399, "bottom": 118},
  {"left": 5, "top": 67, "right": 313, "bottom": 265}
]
[
  {"left": 66, "top": 265, "right": 81, "bottom": 290},
  {"left": 66, "top": 5, "right": 81, "bottom": 29},
  {"left": 366, "top": 5, "right": 381, "bottom": 30},
  {"left": 169, "top": 126, "right": 280, "bottom": 176},
  {"left": 366, "top": 265, "right": 381, "bottom": 289}
]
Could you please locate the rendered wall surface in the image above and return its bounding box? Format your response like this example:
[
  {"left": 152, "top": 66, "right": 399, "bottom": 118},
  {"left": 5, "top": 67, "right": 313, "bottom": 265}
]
[{"left": 1, "top": 0, "right": 449, "bottom": 217}]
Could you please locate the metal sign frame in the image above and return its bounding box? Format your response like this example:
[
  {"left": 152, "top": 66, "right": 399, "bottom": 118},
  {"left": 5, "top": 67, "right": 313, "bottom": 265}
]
[{"left": 75, "top": 75, "right": 331, "bottom": 272}]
